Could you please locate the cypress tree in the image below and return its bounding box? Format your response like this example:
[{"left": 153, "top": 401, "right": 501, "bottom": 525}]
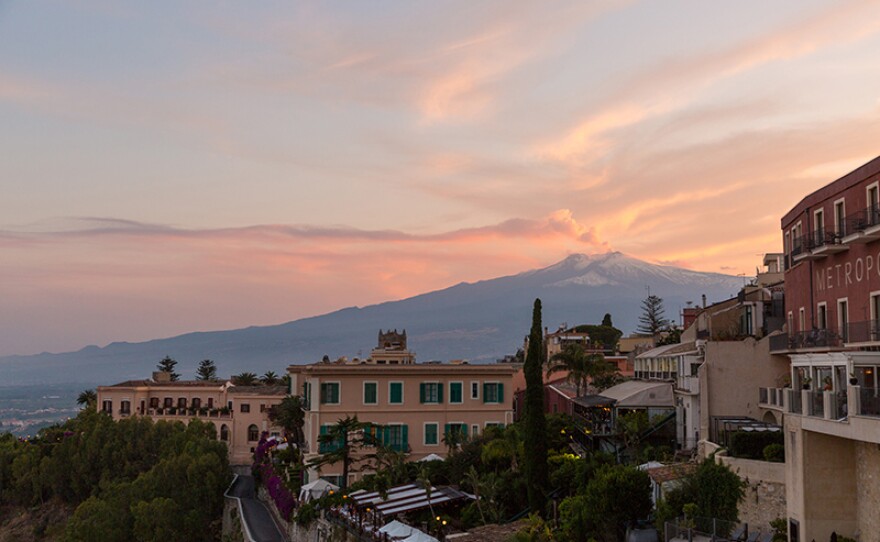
[{"left": 524, "top": 298, "right": 549, "bottom": 513}]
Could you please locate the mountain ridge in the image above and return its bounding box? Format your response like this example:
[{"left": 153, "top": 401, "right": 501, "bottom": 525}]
[{"left": 0, "top": 252, "right": 744, "bottom": 385}]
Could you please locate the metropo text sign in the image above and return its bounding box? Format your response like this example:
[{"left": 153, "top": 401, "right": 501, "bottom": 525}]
[{"left": 816, "top": 252, "right": 880, "bottom": 292}]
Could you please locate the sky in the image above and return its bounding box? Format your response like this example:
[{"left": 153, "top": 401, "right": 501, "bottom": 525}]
[{"left": 3, "top": 1, "right": 880, "bottom": 356}]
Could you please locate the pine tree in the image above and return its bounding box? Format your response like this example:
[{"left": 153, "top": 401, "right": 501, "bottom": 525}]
[
  {"left": 601, "top": 313, "right": 613, "bottom": 327},
  {"left": 156, "top": 356, "right": 180, "bottom": 381},
  {"left": 523, "top": 298, "right": 548, "bottom": 514},
  {"left": 195, "top": 359, "right": 217, "bottom": 381},
  {"left": 637, "top": 295, "right": 667, "bottom": 335}
]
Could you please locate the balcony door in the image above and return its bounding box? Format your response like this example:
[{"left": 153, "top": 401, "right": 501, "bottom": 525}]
[
  {"left": 869, "top": 183, "right": 879, "bottom": 225},
  {"left": 838, "top": 298, "right": 849, "bottom": 342}
]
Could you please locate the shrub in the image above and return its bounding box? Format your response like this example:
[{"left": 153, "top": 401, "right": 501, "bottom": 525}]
[
  {"left": 762, "top": 443, "right": 785, "bottom": 462},
  {"left": 728, "top": 431, "right": 783, "bottom": 460}
]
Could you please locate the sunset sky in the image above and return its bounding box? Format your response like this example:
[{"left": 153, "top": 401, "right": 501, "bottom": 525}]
[{"left": 3, "top": 1, "right": 880, "bottom": 356}]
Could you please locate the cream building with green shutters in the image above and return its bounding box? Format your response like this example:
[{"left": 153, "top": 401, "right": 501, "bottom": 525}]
[{"left": 288, "top": 360, "right": 518, "bottom": 486}]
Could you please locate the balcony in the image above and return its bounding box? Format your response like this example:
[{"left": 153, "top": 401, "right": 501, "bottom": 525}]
[
  {"left": 769, "top": 329, "right": 842, "bottom": 353},
  {"left": 842, "top": 206, "right": 880, "bottom": 244},
  {"left": 845, "top": 319, "right": 880, "bottom": 345},
  {"left": 791, "top": 233, "right": 820, "bottom": 262},
  {"left": 810, "top": 229, "right": 848, "bottom": 257},
  {"left": 758, "top": 387, "right": 786, "bottom": 410},
  {"left": 859, "top": 387, "right": 880, "bottom": 417},
  {"left": 675, "top": 375, "right": 700, "bottom": 394},
  {"left": 147, "top": 407, "right": 232, "bottom": 420}
]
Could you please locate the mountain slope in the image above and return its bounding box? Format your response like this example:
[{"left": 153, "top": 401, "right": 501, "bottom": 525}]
[{"left": 0, "top": 252, "right": 743, "bottom": 385}]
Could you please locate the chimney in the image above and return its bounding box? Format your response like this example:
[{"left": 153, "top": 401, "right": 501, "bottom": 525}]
[
  {"left": 702, "top": 294, "right": 707, "bottom": 308},
  {"left": 153, "top": 371, "right": 171, "bottom": 383}
]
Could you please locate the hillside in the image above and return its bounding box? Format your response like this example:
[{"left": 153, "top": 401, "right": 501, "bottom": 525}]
[{"left": 0, "top": 252, "right": 743, "bottom": 385}]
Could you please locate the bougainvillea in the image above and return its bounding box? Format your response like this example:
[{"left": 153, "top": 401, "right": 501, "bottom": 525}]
[{"left": 253, "top": 433, "right": 298, "bottom": 520}]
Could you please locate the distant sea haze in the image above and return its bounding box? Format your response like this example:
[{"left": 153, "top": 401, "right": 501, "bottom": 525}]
[{"left": 0, "top": 252, "right": 743, "bottom": 387}]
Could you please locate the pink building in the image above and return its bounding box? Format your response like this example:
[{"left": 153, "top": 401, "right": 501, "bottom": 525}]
[
  {"left": 288, "top": 361, "right": 517, "bottom": 486},
  {"left": 96, "top": 371, "right": 285, "bottom": 464}
]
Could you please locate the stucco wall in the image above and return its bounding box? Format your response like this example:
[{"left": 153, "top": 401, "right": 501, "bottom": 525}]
[
  {"left": 716, "top": 456, "right": 786, "bottom": 532},
  {"left": 855, "top": 440, "right": 880, "bottom": 539}
]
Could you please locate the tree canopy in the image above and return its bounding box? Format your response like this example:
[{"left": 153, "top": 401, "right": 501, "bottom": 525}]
[
  {"left": 637, "top": 295, "right": 668, "bottom": 336},
  {"left": 156, "top": 356, "right": 180, "bottom": 381},
  {"left": 195, "top": 359, "right": 217, "bottom": 381},
  {"left": 523, "top": 298, "right": 548, "bottom": 514}
]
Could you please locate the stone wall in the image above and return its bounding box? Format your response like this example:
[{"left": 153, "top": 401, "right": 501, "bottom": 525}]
[{"left": 856, "top": 441, "right": 880, "bottom": 540}]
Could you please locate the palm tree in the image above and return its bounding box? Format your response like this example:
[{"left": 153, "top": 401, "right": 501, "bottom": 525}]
[
  {"left": 307, "top": 415, "right": 365, "bottom": 489},
  {"left": 268, "top": 395, "right": 305, "bottom": 445},
  {"left": 418, "top": 463, "right": 437, "bottom": 521},
  {"left": 231, "top": 372, "right": 258, "bottom": 386},
  {"left": 463, "top": 466, "right": 486, "bottom": 524},
  {"left": 76, "top": 389, "right": 97, "bottom": 409},
  {"left": 261, "top": 371, "right": 279, "bottom": 385},
  {"left": 547, "top": 343, "right": 604, "bottom": 396}
]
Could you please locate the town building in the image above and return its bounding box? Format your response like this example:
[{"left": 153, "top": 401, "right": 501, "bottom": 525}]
[
  {"left": 96, "top": 371, "right": 285, "bottom": 464},
  {"left": 287, "top": 335, "right": 518, "bottom": 486},
  {"left": 775, "top": 155, "right": 880, "bottom": 541}
]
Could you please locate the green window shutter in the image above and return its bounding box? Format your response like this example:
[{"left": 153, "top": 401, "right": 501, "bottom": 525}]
[
  {"left": 365, "top": 382, "right": 377, "bottom": 404},
  {"left": 420, "top": 383, "right": 426, "bottom": 403},
  {"left": 390, "top": 382, "right": 402, "bottom": 404},
  {"left": 444, "top": 423, "right": 450, "bottom": 437},
  {"left": 383, "top": 425, "right": 390, "bottom": 447},
  {"left": 498, "top": 383, "right": 504, "bottom": 403},
  {"left": 425, "top": 424, "right": 437, "bottom": 445},
  {"left": 483, "top": 383, "right": 489, "bottom": 403},
  {"left": 401, "top": 425, "right": 408, "bottom": 451},
  {"left": 450, "top": 382, "right": 462, "bottom": 403},
  {"left": 437, "top": 383, "right": 444, "bottom": 404},
  {"left": 332, "top": 384, "right": 339, "bottom": 404}
]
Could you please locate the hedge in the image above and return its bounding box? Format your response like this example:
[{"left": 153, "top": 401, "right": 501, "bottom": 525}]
[{"left": 728, "top": 431, "right": 784, "bottom": 460}]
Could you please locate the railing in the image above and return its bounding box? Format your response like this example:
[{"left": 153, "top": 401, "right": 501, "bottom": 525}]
[
  {"left": 786, "top": 328, "right": 842, "bottom": 350},
  {"left": 860, "top": 388, "right": 880, "bottom": 417},
  {"left": 846, "top": 320, "right": 880, "bottom": 343},
  {"left": 676, "top": 375, "right": 699, "bottom": 393},
  {"left": 811, "top": 228, "right": 838, "bottom": 248},
  {"left": 791, "top": 233, "right": 809, "bottom": 257},
  {"left": 846, "top": 205, "right": 880, "bottom": 236},
  {"left": 808, "top": 391, "right": 825, "bottom": 418},
  {"left": 787, "top": 389, "right": 802, "bottom": 414},
  {"left": 148, "top": 408, "right": 232, "bottom": 419},
  {"left": 769, "top": 333, "right": 790, "bottom": 352},
  {"left": 759, "top": 387, "right": 785, "bottom": 409},
  {"left": 832, "top": 391, "right": 848, "bottom": 419}
]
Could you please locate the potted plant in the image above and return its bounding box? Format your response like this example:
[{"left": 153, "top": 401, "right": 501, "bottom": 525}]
[
  {"left": 849, "top": 373, "right": 859, "bottom": 386},
  {"left": 802, "top": 376, "right": 812, "bottom": 390}
]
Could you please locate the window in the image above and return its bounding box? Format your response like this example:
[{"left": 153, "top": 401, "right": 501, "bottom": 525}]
[
  {"left": 302, "top": 382, "right": 311, "bottom": 410},
  {"left": 260, "top": 404, "right": 267, "bottom": 413},
  {"left": 319, "top": 424, "right": 343, "bottom": 453},
  {"left": 420, "top": 382, "right": 443, "bottom": 404},
  {"left": 471, "top": 381, "right": 479, "bottom": 400},
  {"left": 799, "top": 308, "right": 805, "bottom": 332},
  {"left": 834, "top": 198, "right": 846, "bottom": 236},
  {"left": 320, "top": 382, "right": 340, "bottom": 404},
  {"left": 869, "top": 183, "right": 880, "bottom": 224},
  {"left": 444, "top": 423, "right": 467, "bottom": 443},
  {"left": 220, "top": 424, "right": 229, "bottom": 441},
  {"left": 424, "top": 423, "right": 439, "bottom": 445},
  {"left": 483, "top": 382, "right": 504, "bottom": 404},
  {"left": 120, "top": 400, "right": 130, "bottom": 414},
  {"left": 814, "top": 208, "right": 825, "bottom": 243},
  {"left": 207, "top": 397, "right": 214, "bottom": 409},
  {"left": 240, "top": 403, "right": 250, "bottom": 413},
  {"left": 449, "top": 382, "right": 463, "bottom": 404},
  {"left": 102, "top": 400, "right": 112, "bottom": 413},
  {"left": 838, "top": 298, "right": 849, "bottom": 342},
  {"left": 247, "top": 424, "right": 259, "bottom": 442},
  {"left": 149, "top": 397, "right": 159, "bottom": 409},
  {"left": 177, "top": 398, "right": 187, "bottom": 409},
  {"left": 164, "top": 397, "right": 173, "bottom": 408},
  {"left": 192, "top": 398, "right": 201, "bottom": 409},
  {"left": 387, "top": 424, "right": 408, "bottom": 452},
  {"left": 471, "top": 424, "right": 479, "bottom": 437},
  {"left": 817, "top": 302, "right": 827, "bottom": 330},
  {"left": 389, "top": 382, "right": 403, "bottom": 404},
  {"left": 364, "top": 382, "right": 378, "bottom": 405}
]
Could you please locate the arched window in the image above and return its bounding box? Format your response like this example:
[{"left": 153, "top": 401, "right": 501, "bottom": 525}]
[
  {"left": 220, "top": 424, "right": 229, "bottom": 442},
  {"left": 247, "top": 424, "right": 259, "bottom": 442}
]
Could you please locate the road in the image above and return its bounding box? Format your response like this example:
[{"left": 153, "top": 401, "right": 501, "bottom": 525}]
[{"left": 228, "top": 474, "right": 287, "bottom": 542}]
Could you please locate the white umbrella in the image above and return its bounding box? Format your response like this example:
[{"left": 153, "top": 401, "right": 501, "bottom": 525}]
[
  {"left": 401, "top": 529, "right": 439, "bottom": 542},
  {"left": 417, "top": 453, "right": 443, "bottom": 462},
  {"left": 379, "top": 520, "right": 414, "bottom": 539},
  {"left": 298, "top": 478, "right": 340, "bottom": 502}
]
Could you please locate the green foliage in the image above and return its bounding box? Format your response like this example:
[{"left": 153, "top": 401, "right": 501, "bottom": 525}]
[
  {"left": 308, "top": 415, "right": 372, "bottom": 488},
  {"left": 523, "top": 298, "right": 549, "bottom": 514},
  {"left": 195, "top": 359, "right": 218, "bottom": 381},
  {"left": 295, "top": 502, "right": 318, "bottom": 527},
  {"left": 269, "top": 395, "right": 305, "bottom": 444},
  {"left": 231, "top": 371, "right": 258, "bottom": 386},
  {"left": 548, "top": 344, "right": 608, "bottom": 397},
  {"left": 510, "top": 513, "right": 556, "bottom": 542},
  {"left": 659, "top": 458, "right": 746, "bottom": 530},
  {"left": 763, "top": 443, "right": 785, "bottom": 462},
  {"left": 0, "top": 409, "right": 229, "bottom": 541},
  {"left": 76, "top": 389, "right": 97, "bottom": 408},
  {"left": 157, "top": 356, "right": 180, "bottom": 381},
  {"left": 637, "top": 295, "right": 668, "bottom": 336},
  {"left": 728, "top": 430, "right": 784, "bottom": 460},
  {"left": 570, "top": 464, "right": 652, "bottom": 542},
  {"left": 571, "top": 323, "right": 623, "bottom": 352},
  {"left": 769, "top": 517, "right": 787, "bottom": 542}
]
